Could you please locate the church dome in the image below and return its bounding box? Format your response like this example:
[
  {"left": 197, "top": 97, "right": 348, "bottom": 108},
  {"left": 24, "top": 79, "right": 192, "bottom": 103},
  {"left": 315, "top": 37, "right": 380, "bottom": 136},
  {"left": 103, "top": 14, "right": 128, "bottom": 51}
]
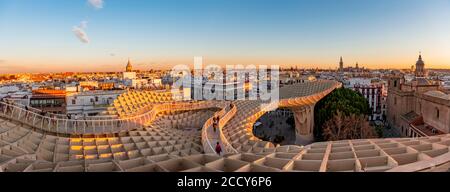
[
  {"left": 416, "top": 54, "right": 424, "bottom": 66},
  {"left": 412, "top": 77, "right": 431, "bottom": 86},
  {"left": 415, "top": 53, "right": 425, "bottom": 77}
]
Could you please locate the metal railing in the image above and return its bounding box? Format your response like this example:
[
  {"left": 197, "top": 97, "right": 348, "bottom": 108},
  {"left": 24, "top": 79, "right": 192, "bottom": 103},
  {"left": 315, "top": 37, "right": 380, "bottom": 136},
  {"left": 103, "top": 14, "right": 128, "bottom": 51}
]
[
  {"left": 201, "top": 113, "right": 220, "bottom": 154},
  {"left": 408, "top": 124, "right": 428, "bottom": 137},
  {"left": 0, "top": 101, "right": 219, "bottom": 135},
  {"left": 200, "top": 101, "right": 240, "bottom": 154},
  {"left": 4, "top": 100, "right": 118, "bottom": 120},
  {"left": 201, "top": 102, "right": 228, "bottom": 154},
  {"left": 218, "top": 103, "right": 239, "bottom": 154}
]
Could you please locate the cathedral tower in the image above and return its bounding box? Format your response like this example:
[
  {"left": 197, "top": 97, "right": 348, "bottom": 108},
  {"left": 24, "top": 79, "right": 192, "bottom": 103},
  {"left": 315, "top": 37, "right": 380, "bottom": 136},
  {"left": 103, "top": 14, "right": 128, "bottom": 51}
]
[
  {"left": 339, "top": 56, "right": 344, "bottom": 72},
  {"left": 415, "top": 53, "right": 425, "bottom": 77},
  {"left": 126, "top": 58, "right": 133, "bottom": 72}
]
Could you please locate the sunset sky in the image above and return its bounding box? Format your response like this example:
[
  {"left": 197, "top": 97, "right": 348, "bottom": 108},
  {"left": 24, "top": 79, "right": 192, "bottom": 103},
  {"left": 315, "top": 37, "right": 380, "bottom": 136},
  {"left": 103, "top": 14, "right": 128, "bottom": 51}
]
[{"left": 1, "top": 0, "right": 450, "bottom": 73}]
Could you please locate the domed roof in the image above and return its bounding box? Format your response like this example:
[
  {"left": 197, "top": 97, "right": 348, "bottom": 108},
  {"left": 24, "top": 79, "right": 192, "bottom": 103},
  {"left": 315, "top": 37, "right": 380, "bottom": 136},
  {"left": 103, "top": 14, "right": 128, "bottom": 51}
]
[
  {"left": 412, "top": 77, "right": 431, "bottom": 85},
  {"left": 415, "top": 53, "right": 425, "bottom": 77},
  {"left": 416, "top": 54, "right": 424, "bottom": 66}
]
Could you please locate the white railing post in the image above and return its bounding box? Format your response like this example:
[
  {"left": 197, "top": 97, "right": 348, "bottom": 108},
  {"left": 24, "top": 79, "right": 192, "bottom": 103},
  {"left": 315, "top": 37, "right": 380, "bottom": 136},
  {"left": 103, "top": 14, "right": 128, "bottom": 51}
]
[
  {"left": 40, "top": 116, "right": 44, "bottom": 130},
  {"left": 92, "top": 120, "right": 96, "bottom": 134},
  {"left": 32, "top": 114, "right": 36, "bottom": 126},
  {"left": 18, "top": 109, "right": 23, "bottom": 120},
  {"left": 102, "top": 120, "right": 106, "bottom": 133},
  {"left": 65, "top": 120, "right": 68, "bottom": 134},
  {"left": 56, "top": 120, "right": 59, "bottom": 132},
  {"left": 83, "top": 119, "right": 86, "bottom": 134},
  {"left": 11, "top": 107, "right": 17, "bottom": 119}
]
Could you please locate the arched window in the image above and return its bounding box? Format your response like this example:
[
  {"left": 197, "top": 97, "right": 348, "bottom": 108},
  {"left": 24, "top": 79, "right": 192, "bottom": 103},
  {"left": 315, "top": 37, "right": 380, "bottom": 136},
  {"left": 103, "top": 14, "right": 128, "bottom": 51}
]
[
  {"left": 436, "top": 108, "right": 440, "bottom": 119},
  {"left": 394, "top": 80, "right": 397, "bottom": 87}
]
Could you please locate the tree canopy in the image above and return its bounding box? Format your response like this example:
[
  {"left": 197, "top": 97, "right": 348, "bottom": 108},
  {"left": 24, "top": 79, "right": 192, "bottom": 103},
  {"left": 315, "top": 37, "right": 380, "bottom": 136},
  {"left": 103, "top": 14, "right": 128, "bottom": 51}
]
[
  {"left": 314, "top": 87, "right": 373, "bottom": 141},
  {"left": 322, "top": 111, "right": 377, "bottom": 141}
]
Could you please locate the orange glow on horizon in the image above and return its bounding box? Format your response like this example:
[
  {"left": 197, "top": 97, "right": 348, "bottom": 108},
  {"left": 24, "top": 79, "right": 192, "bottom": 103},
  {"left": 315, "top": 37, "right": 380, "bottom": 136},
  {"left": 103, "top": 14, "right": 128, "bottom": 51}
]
[{"left": 2, "top": 55, "right": 450, "bottom": 74}]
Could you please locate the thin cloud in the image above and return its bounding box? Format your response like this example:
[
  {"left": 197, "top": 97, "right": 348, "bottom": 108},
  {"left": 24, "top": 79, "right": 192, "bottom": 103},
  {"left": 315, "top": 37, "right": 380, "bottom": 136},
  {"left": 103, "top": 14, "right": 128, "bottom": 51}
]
[
  {"left": 72, "top": 21, "right": 90, "bottom": 44},
  {"left": 80, "top": 21, "right": 88, "bottom": 28},
  {"left": 88, "top": 0, "right": 104, "bottom": 9}
]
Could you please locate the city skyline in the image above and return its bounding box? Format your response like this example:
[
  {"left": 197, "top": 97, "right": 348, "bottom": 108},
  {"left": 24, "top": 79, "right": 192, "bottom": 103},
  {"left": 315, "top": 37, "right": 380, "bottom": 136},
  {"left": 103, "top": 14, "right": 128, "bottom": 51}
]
[{"left": 2, "top": 0, "right": 450, "bottom": 73}]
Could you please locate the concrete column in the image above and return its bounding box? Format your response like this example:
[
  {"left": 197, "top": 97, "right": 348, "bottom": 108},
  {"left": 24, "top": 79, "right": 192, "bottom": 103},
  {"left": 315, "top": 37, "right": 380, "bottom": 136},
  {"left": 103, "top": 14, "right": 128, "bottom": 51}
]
[{"left": 291, "top": 104, "right": 315, "bottom": 145}]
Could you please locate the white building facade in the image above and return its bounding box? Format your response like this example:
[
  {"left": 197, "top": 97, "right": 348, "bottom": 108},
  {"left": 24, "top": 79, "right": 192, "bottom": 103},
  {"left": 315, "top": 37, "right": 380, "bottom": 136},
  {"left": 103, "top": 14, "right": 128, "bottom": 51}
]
[{"left": 66, "top": 90, "right": 125, "bottom": 116}]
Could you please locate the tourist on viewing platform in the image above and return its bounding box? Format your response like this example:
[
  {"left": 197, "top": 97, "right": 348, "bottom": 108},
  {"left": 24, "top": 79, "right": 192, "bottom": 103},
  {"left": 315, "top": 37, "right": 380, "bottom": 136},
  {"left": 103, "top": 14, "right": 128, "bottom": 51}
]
[
  {"left": 67, "top": 114, "right": 74, "bottom": 128},
  {"left": 24, "top": 106, "right": 30, "bottom": 120},
  {"left": 432, "top": 128, "right": 437, "bottom": 134},
  {"left": 50, "top": 114, "right": 58, "bottom": 128},
  {"left": 4, "top": 101, "right": 13, "bottom": 114},
  {"left": 83, "top": 114, "right": 88, "bottom": 127},
  {"left": 213, "top": 121, "right": 217, "bottom": 133},
  {"left": 215, "top": 142, "right": 222, "bottom": 155},
  {"left": 42, "top": 111, "right": 49, "bottom": 125},
  {"left": 213, "top": 116, "right": 220, "bottom": 133}
]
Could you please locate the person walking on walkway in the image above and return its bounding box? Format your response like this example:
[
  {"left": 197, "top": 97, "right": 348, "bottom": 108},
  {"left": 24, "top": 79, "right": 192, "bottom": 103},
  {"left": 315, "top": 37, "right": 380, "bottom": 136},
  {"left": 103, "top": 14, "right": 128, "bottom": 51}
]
[
  {"left": 213, "top": 116, "right": 219, "bottom": 133},
  {"left": 67, "top": 114, "right": 76, "bottom": 128},
  {"left": 5, "top": 101, "right": 13, "bottom": 115},
  {"left": 213, "top": 118, "right": 218, "bottom": 133},
  {"left": 215, "top": 142, "right": 222, "bottom": 155},
  {"left": 41, "top": 111, "right": 49, "bottom": 125},
  {"left": 24, "top": 106, "right": 30, "bottom": 120}
]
